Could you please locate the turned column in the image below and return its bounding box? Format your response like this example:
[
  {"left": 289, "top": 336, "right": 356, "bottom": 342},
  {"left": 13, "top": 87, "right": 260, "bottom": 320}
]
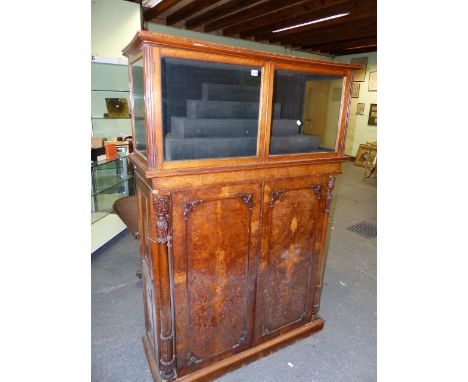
[
  {"left": 153, "top": 194, "right": 176, "bottom": 380},
  {"left": 312, "top": 176, "right": 336, "bottom": 319}
]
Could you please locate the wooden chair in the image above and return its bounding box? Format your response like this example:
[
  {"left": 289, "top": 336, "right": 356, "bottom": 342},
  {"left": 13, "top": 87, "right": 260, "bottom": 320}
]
[{"left": 113, "top": 195, "right": 141, "bottom": 279}]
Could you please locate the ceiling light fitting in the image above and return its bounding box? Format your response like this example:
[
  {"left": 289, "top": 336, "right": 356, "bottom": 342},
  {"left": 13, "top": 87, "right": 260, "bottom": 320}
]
[
  {"left": 142, "top": 0, "right": 163, "bottom": 8},
  {"left": 272, "top": 12, "right": 350, "bottom": 33}
]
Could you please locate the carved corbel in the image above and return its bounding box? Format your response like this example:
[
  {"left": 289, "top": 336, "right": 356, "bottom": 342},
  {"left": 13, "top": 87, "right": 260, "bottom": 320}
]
[
  {"left": 325, "top": 176, "right": 336, "bottom": 213},
  {"left": 154, "top": 195, "right": 171, "bottom": 244}
]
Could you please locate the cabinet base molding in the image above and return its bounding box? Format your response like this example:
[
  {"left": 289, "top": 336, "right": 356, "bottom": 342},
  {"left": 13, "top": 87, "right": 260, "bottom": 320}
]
[{"left": 143, "top": 318, "right": 325, "bottom": 382}]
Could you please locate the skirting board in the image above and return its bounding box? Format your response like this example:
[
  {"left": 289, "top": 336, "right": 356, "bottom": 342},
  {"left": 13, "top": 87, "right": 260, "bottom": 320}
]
[{"left": 143, "top": 317, "right": 325, "bottom": 382}]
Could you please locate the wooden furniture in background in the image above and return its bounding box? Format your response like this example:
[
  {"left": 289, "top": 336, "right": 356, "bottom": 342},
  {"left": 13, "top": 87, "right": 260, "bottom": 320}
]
[
  {"left": 364, "top": 141, "right": 377, "bottom": 178},
  {"left": 123, "top": 31, "right": 359, "bottom": 382}
]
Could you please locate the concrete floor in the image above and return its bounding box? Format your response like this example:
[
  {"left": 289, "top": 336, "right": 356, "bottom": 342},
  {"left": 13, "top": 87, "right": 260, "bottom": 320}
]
[{"left": 92, "top": 161, "right": 376, "bottom": 382}]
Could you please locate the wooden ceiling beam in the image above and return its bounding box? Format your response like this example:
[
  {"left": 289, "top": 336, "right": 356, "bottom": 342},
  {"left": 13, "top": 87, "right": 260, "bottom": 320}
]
[
  {"left": 144, "top": 0, "right": 185, "bottom": 21},
  {"left": 185, "top": 0, "right": 263, "bottom": 29},
  {"left": 204, "top": 0, "right": 306, "bottom": 33},
  {"left": 223, "top": 0, "right": 349, "bottom": 37},
  {"left": 287, "top": 22, "right": 376, "bottom": 48},
  {"left": 304, "top": 36, "right": 377, "bottom": 52},
  {"left": 166, "top": 0, "right": 223, "bottom": 25},
  {"left": 268, "top": 13, "right": 377, "bottom": 44},
  {"left": 265, "top": 5, "right": 376, "bottom": 43},
  {"left": 330, "top": 45, "right": 377, "bottom": 55}
]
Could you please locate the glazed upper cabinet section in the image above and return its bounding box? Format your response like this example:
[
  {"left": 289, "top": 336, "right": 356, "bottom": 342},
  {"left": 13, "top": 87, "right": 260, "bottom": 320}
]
[
  {"left": 123, "top": 33, "right": 357, "bottom": 169},
  {"left": 171, "top": 184, "right": 261, "bottom": 375},
  {"left": 160, "top": 56, "right": 264, "bottom": 161},
  {"left": 268, "top": 69, "right": 345, "bottom": 156}
]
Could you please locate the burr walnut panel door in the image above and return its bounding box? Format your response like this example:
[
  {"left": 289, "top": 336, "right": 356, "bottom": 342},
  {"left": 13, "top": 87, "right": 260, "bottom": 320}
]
[
  {"left": 255, "top": 177, "right": 325, "bottom": 343},
  {"left": 171, "top": 184, "right": 261, "bottom": 375}
]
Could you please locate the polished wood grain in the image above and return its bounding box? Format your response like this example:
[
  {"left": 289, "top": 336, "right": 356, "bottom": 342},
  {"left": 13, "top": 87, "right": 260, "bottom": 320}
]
[
  {"left": 255, "top": 176, "right": 325, "bottom": 343},
  {"left": 171, "top": 184, "right": 261, "bottom": 376},
  {"left": 125, "top": 31, "right": 355, "bottom": 382},
  {"left": 122, "top": 31, "right": 361, "bottom": 71}
]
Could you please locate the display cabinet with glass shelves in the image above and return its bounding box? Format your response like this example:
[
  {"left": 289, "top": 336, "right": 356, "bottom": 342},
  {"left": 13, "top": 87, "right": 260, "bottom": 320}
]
[
  {"left": 91, "top": 151, "right": 134, "bottom": 252},
  {"left": 91, "top": 61, "right": 133, "bottom": 139},
  {"left": 122, "top": 31, "right": 360, "bottom": 382}
]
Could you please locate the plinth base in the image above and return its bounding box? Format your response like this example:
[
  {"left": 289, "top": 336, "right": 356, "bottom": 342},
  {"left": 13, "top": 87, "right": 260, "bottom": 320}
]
[{"left": 143, "top": 317, "right": 325, "bottom": 382}]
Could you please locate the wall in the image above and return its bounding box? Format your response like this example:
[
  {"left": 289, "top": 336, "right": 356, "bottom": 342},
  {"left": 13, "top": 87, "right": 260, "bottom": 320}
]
[
  {"left": 91, "top": 0, "right": 141, "bottom": 60},
  {"left": 91, "top": 0, "right": 142, "bottom": 139},
  {"left": 335, "top": 52, "right": 377, "bottom": 156}
]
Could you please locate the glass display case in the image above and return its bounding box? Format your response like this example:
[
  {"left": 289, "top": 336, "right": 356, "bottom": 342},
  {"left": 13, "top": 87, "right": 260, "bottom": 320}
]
[
  {"left": 91, "top": 152, "right": 134, "bottom": 224},
  {"left": 91, "top": 62, "right": 133, "bottom": 139}
]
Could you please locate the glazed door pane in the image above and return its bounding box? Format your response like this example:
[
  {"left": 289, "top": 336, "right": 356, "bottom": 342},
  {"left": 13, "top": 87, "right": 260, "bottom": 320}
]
[
  {"left": 161, "top": 57, "right": 263, "bottom": 161},
  {"left": 269, "top": 70, "right": 344, "bottom": 155},
  {"left": 255, "top": 177, "right": 325, "bottom": 342},
  {"left": 130, "top": 58, "right": 147, "bottom": 157},
  {"left": 171, "top": 184, "right": 261, "bottom": 375}
]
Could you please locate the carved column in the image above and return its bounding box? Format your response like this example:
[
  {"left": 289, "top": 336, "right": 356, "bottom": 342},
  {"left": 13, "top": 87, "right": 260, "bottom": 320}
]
[
  {"left": 312, "top": 176, "right": 336, "bottom": 319},
  {"left": 153, "top": 194, "right": 176, "bottom": 380}
]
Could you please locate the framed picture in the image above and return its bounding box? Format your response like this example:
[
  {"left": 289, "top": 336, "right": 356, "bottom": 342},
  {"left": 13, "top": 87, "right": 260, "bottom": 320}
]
[
  {"left": 368, "top": 103, "right": 377, "bottom": 125},
  {"left": 354, "top": 143, "right": 377, "bottom": 167},
  {"left": 351, "top": 83, "right": 360, "bottom": 98},
  {"left": 350, "top": 57, "right": 368, "bottom": 82},
  {"left": 356, "top": 103, "right": 365, "bottom": 115},
  {"left": 368, "top": 71, "right": 377, "bottom": 91}
]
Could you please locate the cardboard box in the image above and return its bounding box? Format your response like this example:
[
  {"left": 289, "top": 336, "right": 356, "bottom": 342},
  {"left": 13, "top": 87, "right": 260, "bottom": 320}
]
[{"left": 91, "top": 137, "right": 104, "bottom": 149}]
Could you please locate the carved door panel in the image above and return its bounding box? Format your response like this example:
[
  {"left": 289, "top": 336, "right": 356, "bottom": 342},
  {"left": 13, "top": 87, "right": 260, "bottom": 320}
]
[
  {"left": 255, "top": 176, "right": 327, "bottom": 343},
  {"left": 172, "top": 183, "right": 261, "bottom": 375}
]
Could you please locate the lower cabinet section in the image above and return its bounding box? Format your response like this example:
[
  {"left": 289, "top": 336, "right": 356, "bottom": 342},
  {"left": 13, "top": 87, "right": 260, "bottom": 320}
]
[{"left": 137, "top": 174, "right": 334, "bottom": 381}]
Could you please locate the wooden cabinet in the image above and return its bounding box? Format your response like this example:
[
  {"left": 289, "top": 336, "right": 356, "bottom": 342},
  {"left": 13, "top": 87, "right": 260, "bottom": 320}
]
[{"left": 123, "top": 31, "right": 358, "bottom": 382}]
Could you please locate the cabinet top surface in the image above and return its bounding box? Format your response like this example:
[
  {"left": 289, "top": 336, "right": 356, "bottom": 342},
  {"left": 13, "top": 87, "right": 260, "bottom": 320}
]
[{"left": 122, "top": 31, "right": 361, "bottom": 71}]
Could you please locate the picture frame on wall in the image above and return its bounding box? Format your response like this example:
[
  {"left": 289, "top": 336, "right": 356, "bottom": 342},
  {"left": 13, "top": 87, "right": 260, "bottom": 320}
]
[
  {"left": 354, "top": 142, "right": 377, "bottom": 167},
  {"left": 368, "top": 71, "right": 377, "bottom": 91},
  {"left": 356, "top": 103, "right": 365, "bottom": 115},
  {"left": 350, "top": 57, "right": 368, "bottom": 82},
  {"left": 351, "top": 83, "right": 360, "bottom": 98},
  {"left": 368, "top": 103, "right": 377, "bottom": 125},
  {"left": 354, "top": 144, "right": 369, "bottom": 167}
]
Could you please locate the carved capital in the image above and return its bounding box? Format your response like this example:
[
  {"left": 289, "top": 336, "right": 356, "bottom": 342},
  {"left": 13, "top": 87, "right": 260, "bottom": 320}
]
[
  {"left": 153, "top": 195, "right": 171, "bottom": 244},
  {"left": 325, "top": 176, "right": 336, "bottom": 213},
  {"left": 238, "top": 193, "right": 253, "bottom": 210},
  {"left": 311, "top": 184, "right": 322, "bottom": 200},
  {"left": 270, "top": 189, "right": 285, "bottom": 208},
  {"left": 183, "top": 199, "right": 204, "bottom": 220}
]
